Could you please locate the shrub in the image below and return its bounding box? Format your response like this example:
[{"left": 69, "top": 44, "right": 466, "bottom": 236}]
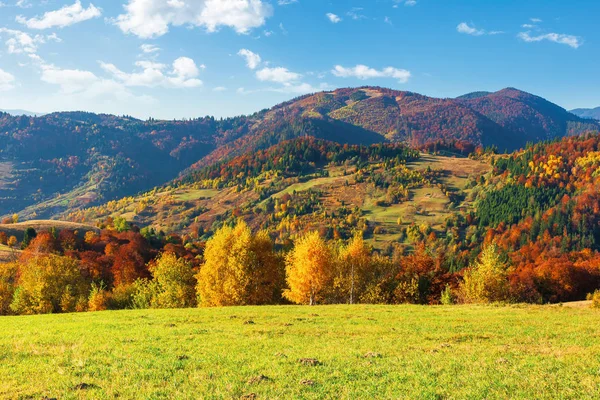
[
  {"left": 88, "top": 282, "right": 110, "bottom": 312},
  {"left": 108, "top": 284, "right": 138, "bottom": 309},
  {"left": 131, "top": 279, "right": 157, "bottom": 309},
  {"left": 440, "top": 284, "right": 454, "bottom": 305},
  {"left": 587, "top": 290, "right": 600, "bottom": 309}
]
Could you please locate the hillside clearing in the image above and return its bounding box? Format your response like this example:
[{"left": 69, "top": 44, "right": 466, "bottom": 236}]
[
  {"left": 0, "top": 220, "right": 99, "bottom": 241},
  {"left": 1, "top": 305, "right": 599, "bottom": 399}
]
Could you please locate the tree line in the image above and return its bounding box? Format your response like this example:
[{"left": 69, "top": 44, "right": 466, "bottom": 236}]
[{"left": 2, "top": 217, "right": 600, "bottom": 316}]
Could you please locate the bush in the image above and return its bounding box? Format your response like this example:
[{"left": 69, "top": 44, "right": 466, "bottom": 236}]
[
  {"left": 88, "top": 282, "right": 110, "bottom": 312},
  {"left": 440, "top": 284, "right": 454, "bottom": 305},
  {"left": 131, "top": 279, "right": 157, "bottom": 309},
  {"left": 587, "top": 290, "right": 600, "bottom": 309},
  {"left": 108, "top": 284, "right": 138, "bottom": 309}
]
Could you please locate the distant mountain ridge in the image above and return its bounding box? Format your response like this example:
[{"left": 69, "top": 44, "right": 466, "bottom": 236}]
[
  {"left": 0, "top": 86, "right": 598, "bottom": 219},
  {"left": 571, "top": 107, "right": 600, "bottom": 120},
  {"left": 0, "top": 109, "right": 44, "bottom": 117}
]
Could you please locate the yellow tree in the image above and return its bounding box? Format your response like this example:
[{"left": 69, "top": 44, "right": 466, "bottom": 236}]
[
  {"left": 196, "top": 221, "right": 280, "bottom": 307},
  {"left": 10, "top": 255, "right": 89, "bottom": 314},
  {"left": 335, "top": 232, "right": 372, "bottom": 304},
  {"left": 150, "top": 252, "right": 197, "bottom": 308},
  {"left": 247, "top": 230, "right": 284, "bottom": 305},
  {"left": 460, "top": 244, "right": 509, "bottom": 303},
  {"left": 284, "top": 231, "right": 333, "bottom": 305},
  {"left": 0, "top": 262, "right": 18, "bottom": 315},
  {"left": 7, "top": 236, "right": 17, "bottom": 248}
]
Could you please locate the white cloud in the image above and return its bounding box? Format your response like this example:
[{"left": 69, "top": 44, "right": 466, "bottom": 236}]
[
  {"left": 530, "top": 18, "right": 542, "bottom": 23},
  {"left": 16, "top": 1, "right": 101, "bottom": 30},
  {"left": 279, "top": 22, "right": 287, "bottom": 34},
  {"left": 212, "top": 86, "right": 227, "bottom": 92},
  {"left": 140, "top": 43, "right": 160, "bottom": 53},
  {"left": 522, "top": 24, "right": 536, "bottom": 29},
  {"left": 404, "top": 0, "right": 417, "bottom": 5},
  {"left": 347, "top": 8, "right": 366, "bottom": 20},
  {"left": 0, "top": 68, "right": 15, "bottom": 91},
  {"left": 115, "top": 0, "right": 273, "bottom": 39},
  {"left": 277, "top": 0, "right": 297, "bottom": 4},
  {"left": 15, "top": 0, "right": 31, "bottom": 8},
  {"left": 518, "top": 31, "right": 582, "bottom": 49},
  {"left": 41, "top": 64, "right": 98, "bottom": 94},
  {"left": 457, "top": 22, "right": 503, "bottom": 36},
  {"left": 457, "top": 22, "right": 484, "bottom": 36},
  {"left": 238, "top": 48, "right": 261, "bottom": 69},
  {"left": 100, "top": 56, "right": 203, "bottom": 88},
  {"left": 237, "top": 82, "right": 329, "bottom": 96},
  {"left": 0, "top": 28, "right": 60, "bottom": 54},
  {"left": 256, "top": 66, "right": 301, "bottom": 84},
  {"left": 326, "top": 13, "right": 341, "bottom": 23},
  {"left": 332, "top": 64, "right": 411, "bottom": 83}
]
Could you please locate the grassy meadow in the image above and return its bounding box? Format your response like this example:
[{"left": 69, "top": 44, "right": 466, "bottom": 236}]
[{"left": 1, "top": 304, "right": 600, "bottom": 399}]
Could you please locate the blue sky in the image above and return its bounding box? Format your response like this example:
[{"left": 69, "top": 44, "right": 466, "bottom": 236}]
[{"left": 0, "top": 0, "right": 597, "bottom": 119}]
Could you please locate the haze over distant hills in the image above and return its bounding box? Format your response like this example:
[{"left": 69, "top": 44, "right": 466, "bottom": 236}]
[
  {"left": 0, "top": 86, "right": 598, "bottom": 220},
  {"left": 570, "top": 107, "right": 600, "bottom": 120},
  {"left": 0, "top": 109, "right": 44, "bottom": 117}
]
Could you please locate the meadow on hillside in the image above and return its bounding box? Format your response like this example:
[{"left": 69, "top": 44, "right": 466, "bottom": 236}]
[{"left": 1, "top": 304, "right": 599, "bottom": 399}]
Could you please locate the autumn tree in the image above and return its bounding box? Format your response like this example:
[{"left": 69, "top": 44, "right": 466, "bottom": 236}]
[
  {"left": 247, "top": 230, "right": 284, "bottom": 305},
  {"left": 10, "top": 255, "right": 90, "bottom": 314},
  {"left": 460, "top": 244, "right": 510, "bottom": 303},
  {"left": 7, "top": 236, "right": 17, "bottom": 249},
  {"left": 284, "top": 231, "right": 333, "bottom": 305},
  {"left": 334, "top": 232, "right": 372, "bottom": 304},
  {"left": 0, "top": 262, "right": 18, "bottom": 315},
  {"left": 148, "top": 252, "right": 197, "bottom": 308},
  {"left": 196, "top": 221, "right": 280, "bottom": 307}
]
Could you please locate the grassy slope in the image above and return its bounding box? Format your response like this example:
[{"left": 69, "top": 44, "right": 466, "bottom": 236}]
[
  {"left": 0, "top": 220, "right": 99, "bottom": 241},
  {"left": 1, "top": 305, "right": 599, "bottom": 399},
  {"left": 68, "top": 154, "right": 491, "bottom": 247}
]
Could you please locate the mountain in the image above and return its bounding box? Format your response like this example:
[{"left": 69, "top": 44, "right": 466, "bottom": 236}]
[
  {"left": 457, "top": 88, "right": 597, "bottom": 144},
  {"left": 0, "top": 87, "right": 597, "bottom": 220},
  {"left": 0, "top": 109, "right": 44, "bottom": 117},
  {"left": 456, "top": 91, "right": 492, "bottom": 100},
  {"left": 571, "top": 107, "right": 600, "bottom": 120}
]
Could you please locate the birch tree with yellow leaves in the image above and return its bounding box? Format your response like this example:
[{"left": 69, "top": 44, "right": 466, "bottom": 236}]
[
  {"left": 335, "top": 232, "right": 372, "bottom": 304},
  {"left": 196, "top": 220, "right": 282, "bottom": 307},
  {"left": 283, "top": 231, "right": 333, "bottom": 305}
]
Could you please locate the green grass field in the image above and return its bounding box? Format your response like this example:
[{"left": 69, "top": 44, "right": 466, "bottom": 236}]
[{"left": 2, "top": 304, "right": 599, "bottom": 399}]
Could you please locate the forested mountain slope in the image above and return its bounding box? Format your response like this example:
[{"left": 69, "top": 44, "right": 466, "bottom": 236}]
[{"left": 1, "top": 87, "right": 596, "bottom": 220}]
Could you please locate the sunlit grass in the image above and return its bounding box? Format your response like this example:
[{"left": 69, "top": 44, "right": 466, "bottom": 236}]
[{"left": 1, "top": 304, "right": 599, "bottom": 399}]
